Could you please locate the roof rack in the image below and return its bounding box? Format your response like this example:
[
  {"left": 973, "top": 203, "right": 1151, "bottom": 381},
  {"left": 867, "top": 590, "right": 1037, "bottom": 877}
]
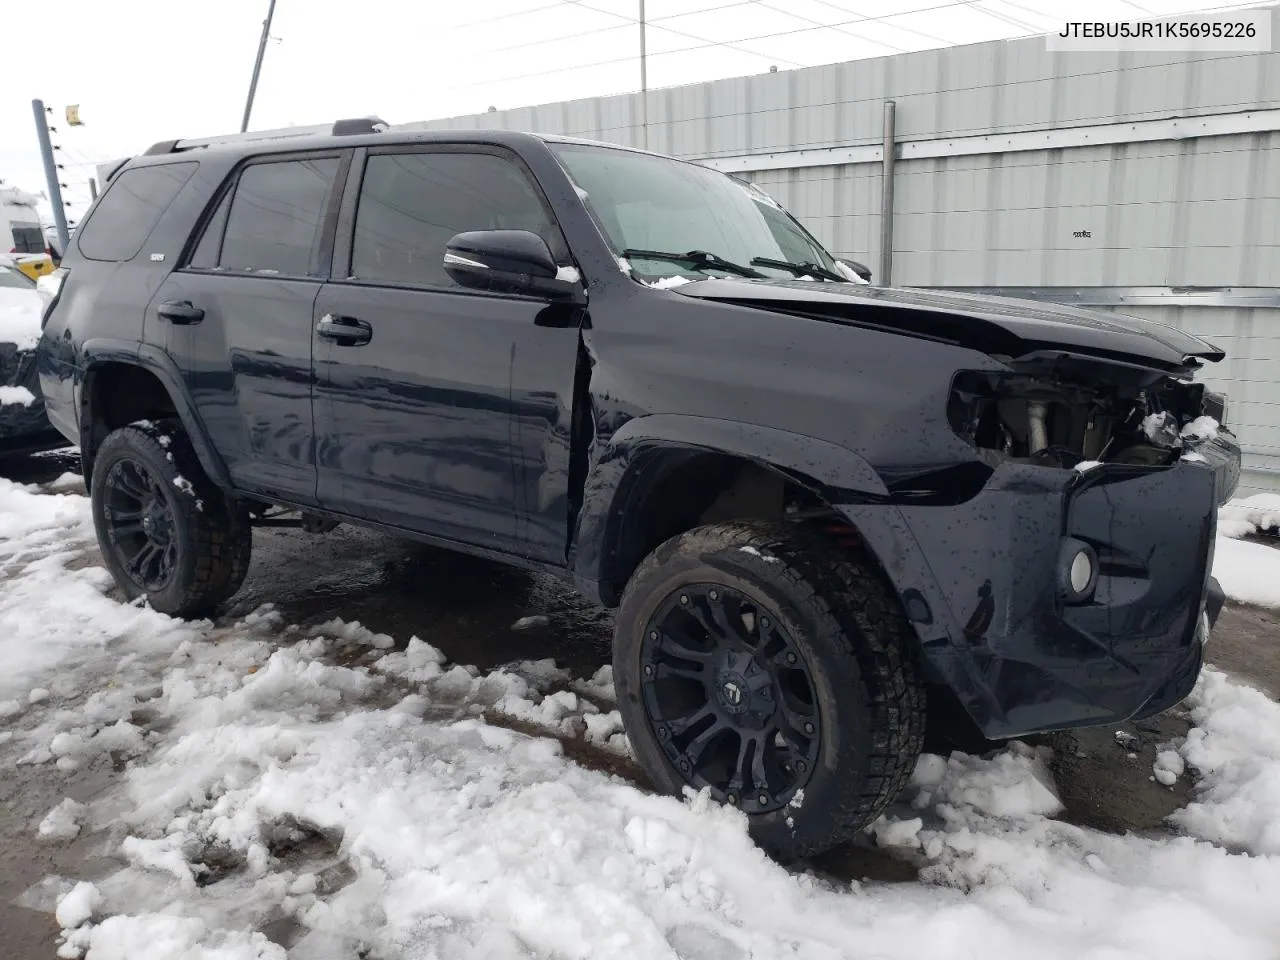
[{"left": 142, "top": 116, "right": 390, "bottom": 156}]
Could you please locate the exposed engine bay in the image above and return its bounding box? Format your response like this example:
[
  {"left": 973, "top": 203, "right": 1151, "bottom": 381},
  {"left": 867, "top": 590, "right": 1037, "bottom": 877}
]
[{"left": 948, "top": 354, "right": 1230, "bottom": 473}]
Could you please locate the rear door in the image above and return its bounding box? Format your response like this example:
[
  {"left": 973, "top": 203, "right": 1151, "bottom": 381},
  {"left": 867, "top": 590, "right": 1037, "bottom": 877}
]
[
  {"left": 313, "top": 144, "right": 578, "bottom": 552},
  {"left": 153, "top": 151, "right": 347, "bottom": 504}
]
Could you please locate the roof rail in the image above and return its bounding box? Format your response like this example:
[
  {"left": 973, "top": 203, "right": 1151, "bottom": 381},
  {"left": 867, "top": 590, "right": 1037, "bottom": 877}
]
[{"left": 141, "top": 116, "right": 390, "bottom": 156}]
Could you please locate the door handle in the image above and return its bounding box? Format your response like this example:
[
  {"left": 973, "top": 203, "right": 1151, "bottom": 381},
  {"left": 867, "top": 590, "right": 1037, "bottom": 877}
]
[
  {"left": 316, "top": 314, "right": 372, "bottom": 346},
  {"left": 157, "top": 300, "right": 204, "bottom": 324}
]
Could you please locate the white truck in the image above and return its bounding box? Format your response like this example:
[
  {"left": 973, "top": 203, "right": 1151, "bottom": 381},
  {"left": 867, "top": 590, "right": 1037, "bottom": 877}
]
[{"left": 0, "top": 185, "right": 54, "bottom": 278}]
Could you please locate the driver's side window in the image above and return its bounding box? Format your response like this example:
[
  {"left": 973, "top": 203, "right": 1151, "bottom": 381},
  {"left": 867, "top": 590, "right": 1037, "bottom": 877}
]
[{"left": 349, "top": 151, "right": 563, "bottom": 288}]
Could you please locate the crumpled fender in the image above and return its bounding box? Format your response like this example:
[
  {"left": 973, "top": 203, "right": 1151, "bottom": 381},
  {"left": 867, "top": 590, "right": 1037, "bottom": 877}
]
[{"left": 570, "top": 413, "right": 888, "bottom": 603}]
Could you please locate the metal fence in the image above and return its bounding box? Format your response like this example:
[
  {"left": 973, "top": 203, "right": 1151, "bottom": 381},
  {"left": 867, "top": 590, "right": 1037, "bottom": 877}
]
[{"left": 412, "top": 5, "right": 1280, "bottom": 493}]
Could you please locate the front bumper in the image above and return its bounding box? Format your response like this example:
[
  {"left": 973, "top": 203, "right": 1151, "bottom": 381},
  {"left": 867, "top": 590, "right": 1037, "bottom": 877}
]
[{"left": 840, "top": 456, "right": 1227, "bottom": 739}]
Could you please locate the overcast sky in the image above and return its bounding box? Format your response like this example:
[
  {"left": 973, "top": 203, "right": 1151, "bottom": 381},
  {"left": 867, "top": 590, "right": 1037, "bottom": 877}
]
[{"left": 1, "top": 0, "right": 1265, "bottom": 224}]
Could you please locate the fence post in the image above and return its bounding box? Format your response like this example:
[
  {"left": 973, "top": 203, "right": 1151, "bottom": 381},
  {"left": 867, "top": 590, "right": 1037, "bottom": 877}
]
[{"left": 879, "top": 100, "right": 897, "bottom": 286}]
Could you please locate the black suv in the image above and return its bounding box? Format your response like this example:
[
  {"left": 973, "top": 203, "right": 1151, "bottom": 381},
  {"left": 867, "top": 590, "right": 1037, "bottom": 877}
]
[{"left": 37, "top": 119, "right": 1238, "bottom": 858}]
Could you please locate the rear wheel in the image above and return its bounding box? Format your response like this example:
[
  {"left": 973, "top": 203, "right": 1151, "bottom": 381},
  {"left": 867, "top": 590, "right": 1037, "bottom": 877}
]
[
  {"left": 91, "top": 421, "right": 251, "bottom": 619},
  {"left": 614, "top": 520, "right": 926, "bottom": 859}
]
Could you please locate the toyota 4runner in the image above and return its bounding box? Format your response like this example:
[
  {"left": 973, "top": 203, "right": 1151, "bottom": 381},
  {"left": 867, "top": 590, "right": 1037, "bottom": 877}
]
[{"left": 36, "top": 118, "right": 1239, "bottom": 858}]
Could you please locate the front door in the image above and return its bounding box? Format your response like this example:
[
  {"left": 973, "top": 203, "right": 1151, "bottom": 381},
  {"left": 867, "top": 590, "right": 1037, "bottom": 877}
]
[
  {"left": 156, "top": 152, "right": 345, "bottom": 504},
  {"left": 314, "top": 146, "right": 576, "bottom": 550}
]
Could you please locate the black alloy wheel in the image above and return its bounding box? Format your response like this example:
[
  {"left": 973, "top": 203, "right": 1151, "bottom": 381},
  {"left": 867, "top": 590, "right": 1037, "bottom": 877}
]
[
  {"left": 101, "top": 455, "right": 179, "bottom": 593},
  {"left": 614, "top": 520, "right": 927, "bottom": 860},
  {"left": 90, "top": 421, "right": 253, "bottom": 618},
  {"left": 639, "top": 582, "right": 820, "bottom": 813}
]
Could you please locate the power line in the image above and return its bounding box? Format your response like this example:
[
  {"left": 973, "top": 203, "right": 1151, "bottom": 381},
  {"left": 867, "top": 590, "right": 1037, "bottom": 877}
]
[
  {"left": 749, "top": 0, "right": 911, "bottom": 54},
  {"left": 436, "top": 1, "right": 571, "bottom": 33},
  {"left": 450, "top": 0, "right": 1048, "bottom": 90},
  {"left": 564, "top": 0, "right": 808, "bottom": 69},
  {"left": 955, "top": 0, "right": 1042, "bottom": 33},
  {"left": 793, "top": 0, "right": 954, "bottom": 47},
  {"left": 490, "top": 1, "right": 758, "bottom": 55},
  {"left": 985, "top": 0, "right": 1060, "bottom": 27}
]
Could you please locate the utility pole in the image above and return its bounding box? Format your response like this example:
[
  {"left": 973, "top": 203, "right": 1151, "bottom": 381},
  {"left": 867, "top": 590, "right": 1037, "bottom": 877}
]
[
  {"left": 240, "top": 0, "right": 278, "bottom": 133},
  {"left": 639, "top": 0, "right": 648, "bottom": 149},
  {"left": 32, "top": 100, "right": 70, "bottom": 253},
  {"left": 88, "top": 177, "right": 98, "bottom": 200}
]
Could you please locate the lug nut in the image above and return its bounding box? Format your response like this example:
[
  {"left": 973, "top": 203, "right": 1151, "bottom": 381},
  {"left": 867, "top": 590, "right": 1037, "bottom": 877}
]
[
  {"left": 758, "top": 793, "right": 769, "bottom": 805},
  {"left": 649, "top": 630, "right": 659, "bottom": 640},
  {"left": 680, "top": 594, "right": 689, "bottom": 605},
  {"left": 796, "top": 760, "right": 807, "bottom": 773},
  {"left": 709, "top": 589, "right": 718, "bottom": 601},
  {"left": 803, "top": 722, "right": 815, "bottom": 735},
  {"left": 678, "top": 758, "right": 690, "bottom": 772},
  {"left": 760, "top": 617, "right": 770, "bottom": 628},
  {"left": 786, "top": 652, "right": 798, "bottom": 665},
  {"left": 643, "top": 665, "right": 654, "bottom": 677},
  {"left": 658, "top": 725, "right": 670, "bottom": 740},
  {"left": 726, "top": 792, "right": 738, "bottom": 805}
]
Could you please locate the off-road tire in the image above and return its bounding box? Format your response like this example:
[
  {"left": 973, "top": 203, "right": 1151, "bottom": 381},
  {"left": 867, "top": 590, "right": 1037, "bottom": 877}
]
[
  {"left": 90, "top": 420, "right": 252, "bottom": 619},
  {"left": 614, "top": 520, "right": 926, "bottom": 860}
]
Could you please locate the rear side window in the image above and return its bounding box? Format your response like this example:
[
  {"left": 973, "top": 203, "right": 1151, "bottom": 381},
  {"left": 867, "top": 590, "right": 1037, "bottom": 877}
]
[
  {"left": 216, "top": 158, "right": 339, "bottom": 276},
  {"left": 349, "top": 151, "right": 558, "bottom": 288},
  {"left": 76, "top": 162, "right": 197, "bottom": 262}
]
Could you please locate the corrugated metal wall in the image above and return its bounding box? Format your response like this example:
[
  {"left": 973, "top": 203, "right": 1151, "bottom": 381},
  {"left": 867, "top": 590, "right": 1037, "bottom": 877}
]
[{"left": 409, "top": 5, "right": 1280, "bottom": 493}]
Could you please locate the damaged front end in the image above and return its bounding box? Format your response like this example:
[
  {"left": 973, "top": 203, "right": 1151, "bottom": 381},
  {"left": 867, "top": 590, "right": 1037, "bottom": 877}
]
[
  {"left": 839, "top": 348, "right": 1239, "bottom": 739},
  {"left": 947, "top": 351, "right": 1239, "bottom": 505}
]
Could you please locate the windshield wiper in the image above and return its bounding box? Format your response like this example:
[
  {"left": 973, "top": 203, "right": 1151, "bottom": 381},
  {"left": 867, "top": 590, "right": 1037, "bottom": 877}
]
[
  {"left": 621, "top": 248, "right": 766, "bottom": 279},
  {"left": 749, "top": 257, "right": 845, "bottom": 282}
]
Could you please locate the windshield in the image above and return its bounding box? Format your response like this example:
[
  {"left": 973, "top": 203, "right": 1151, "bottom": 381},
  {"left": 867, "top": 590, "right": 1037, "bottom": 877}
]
[{"left": 548, "top": 142, "right": 839, "bottom": 283}]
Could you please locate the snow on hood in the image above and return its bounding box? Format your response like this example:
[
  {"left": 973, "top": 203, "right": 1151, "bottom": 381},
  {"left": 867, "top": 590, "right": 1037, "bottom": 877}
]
[{"left": 0, "top": 287, "right": 43, "bottom": 351}]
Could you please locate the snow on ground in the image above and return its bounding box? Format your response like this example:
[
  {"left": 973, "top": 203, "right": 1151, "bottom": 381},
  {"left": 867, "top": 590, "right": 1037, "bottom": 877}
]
[
  {"left": 1214, "top": 494, "right": 1280, "bottom": 607},
  {"left": 1210, "top": 535, "right": 1280, "bottom": 608},
  {"left": 1219, "top": 493, "right": 1280, "bottom": 539},
  {"left": 4, "top": 481, "right": 1280, "bottom": 959}
]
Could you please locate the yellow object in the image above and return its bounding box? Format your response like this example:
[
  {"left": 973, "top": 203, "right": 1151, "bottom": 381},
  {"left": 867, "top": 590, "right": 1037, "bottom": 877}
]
[
  {"left": 66, "top": 105, "right": 82, "bottom": 126},
  {"left": 13, "top": 254, "right": 54, "bottom": 281}
]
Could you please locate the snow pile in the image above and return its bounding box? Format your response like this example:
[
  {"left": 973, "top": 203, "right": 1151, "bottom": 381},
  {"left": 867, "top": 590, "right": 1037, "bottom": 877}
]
[
  {"left": 80, "top": 671, "right": 1280, "bottom": 960},
  {"left": 1219, "top": 493, "right": 1280, "bottom": 539},
  {"left": 0, "top": 286, "right": 43, "bottom": 350},
  {"left": 8, "top": 474, "right": 1280, "bottom": 959},
  {"left": 0, "top": 384, "right": 36, "bottom": 406},
  {"left": 39, "top": 798, "right": 88, "bottom": 841},
  {"left": 1172, "top": 668, "right": 1280, "bottom": 854},
  {"left": 1209, "top": 535, "right": 1280, "bottom": 608},
  {"left": 0, "top": 478, "right": 205, "bottom": 705}
]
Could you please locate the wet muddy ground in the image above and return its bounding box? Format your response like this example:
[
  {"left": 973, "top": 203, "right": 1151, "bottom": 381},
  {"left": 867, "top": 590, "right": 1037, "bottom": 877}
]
[{"left": 4, "top": 446, "right": 1279, "bottom": 958}]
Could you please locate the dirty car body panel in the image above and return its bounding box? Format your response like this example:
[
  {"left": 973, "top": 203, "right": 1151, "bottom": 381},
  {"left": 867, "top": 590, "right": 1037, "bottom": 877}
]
[{"left": 37, "top": 128, "right": 1238, "bottom": 742}]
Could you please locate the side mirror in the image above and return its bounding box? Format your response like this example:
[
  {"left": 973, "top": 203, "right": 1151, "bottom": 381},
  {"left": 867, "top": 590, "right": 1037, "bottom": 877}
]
[
  {"left": 443, "top": 230, "right": 581, "bottom": 300},
  {"left": 836, "top": 258, "right": 872, "bottom": 283}
]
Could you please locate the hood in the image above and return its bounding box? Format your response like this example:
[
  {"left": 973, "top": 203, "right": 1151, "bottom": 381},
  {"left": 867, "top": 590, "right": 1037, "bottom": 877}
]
[{"left": 670, "top": 278, "right": 1224, "bottom": 369}]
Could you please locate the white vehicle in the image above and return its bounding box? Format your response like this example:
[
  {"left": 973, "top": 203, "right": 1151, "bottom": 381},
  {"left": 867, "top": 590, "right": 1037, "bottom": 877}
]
[
  {"left": 1, "top": 185, "right": 47, "bottom": 255},
  {"left": 0, "top": 254, "right": 59, "bottom": 452},
  {"left": 1, "top": 186, "right": 55, "bottom": 279}
]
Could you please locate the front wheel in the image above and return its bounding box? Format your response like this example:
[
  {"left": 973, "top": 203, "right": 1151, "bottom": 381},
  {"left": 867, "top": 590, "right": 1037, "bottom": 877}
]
[
  {"left": 90, "top": 421, "right": 252, "bottom": 619},
  {"left": 613, "top": 520, "right": 926, "bottom": 860}
]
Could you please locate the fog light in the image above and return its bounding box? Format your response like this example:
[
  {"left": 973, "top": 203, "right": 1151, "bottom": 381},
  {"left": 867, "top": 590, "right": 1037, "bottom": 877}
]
[
  {"left": 1058, "top": 539, "right": 1099, "bottom": 602},
  {"left": 1069, "top": 550, "right": 1093, "bottom": 594}
]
